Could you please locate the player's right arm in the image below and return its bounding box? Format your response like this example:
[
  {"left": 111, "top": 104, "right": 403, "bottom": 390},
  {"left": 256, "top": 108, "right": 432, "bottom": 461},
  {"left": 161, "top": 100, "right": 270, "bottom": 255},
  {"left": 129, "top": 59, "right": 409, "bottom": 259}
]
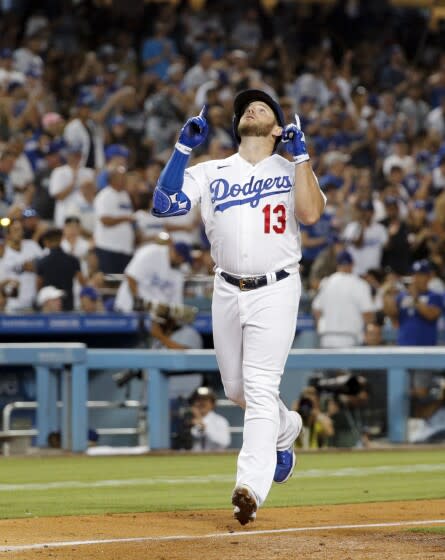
[
  {"left": 281, "top": 114, "right": 326, "bottom": 225},
  {"left": 152, "top": 106, "right": 208, "bottom": 218}
]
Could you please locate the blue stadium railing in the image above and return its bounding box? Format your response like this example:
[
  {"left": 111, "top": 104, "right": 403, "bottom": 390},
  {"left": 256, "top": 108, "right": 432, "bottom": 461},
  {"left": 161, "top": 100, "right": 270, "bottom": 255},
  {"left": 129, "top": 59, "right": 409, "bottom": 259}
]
[{"left": 2, "top": 344, "right": 445, "bottom": 452}]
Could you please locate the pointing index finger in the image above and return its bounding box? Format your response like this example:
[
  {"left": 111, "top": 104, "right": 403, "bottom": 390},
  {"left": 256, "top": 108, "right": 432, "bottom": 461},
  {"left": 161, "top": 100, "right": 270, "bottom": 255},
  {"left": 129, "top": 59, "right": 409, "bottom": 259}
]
[
  {"left": 199, "top": 104, "right": 208, "bottom": 120},
  {"left": 294, "top": 113, "right": 301, "bottom": 129}
]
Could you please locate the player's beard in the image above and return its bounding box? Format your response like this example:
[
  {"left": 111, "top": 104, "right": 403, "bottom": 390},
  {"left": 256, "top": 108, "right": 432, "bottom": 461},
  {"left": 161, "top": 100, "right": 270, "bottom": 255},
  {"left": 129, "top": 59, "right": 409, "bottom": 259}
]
[{"left": 238, "top": 119, "right": 276, "bottom": 139}]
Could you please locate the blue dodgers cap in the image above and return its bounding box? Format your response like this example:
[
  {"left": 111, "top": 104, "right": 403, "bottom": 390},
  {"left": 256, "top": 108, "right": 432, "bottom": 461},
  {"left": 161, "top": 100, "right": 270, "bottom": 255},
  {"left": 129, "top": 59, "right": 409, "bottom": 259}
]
[
  {"left": 22, "top": 207, "right": 38, "bottom": 218},
  {"left": 76, "top": 94, "right": 93, "bottom": 108},
  {"left": 93, "top": 75, "right": 106, "bottom": 86},
  {"left": 416, "top": 150, "right": 430, "bottom": 164},
  {"left": 336, "top": 250, "right": 354, "bottom": 265},
  {"left": 300, "top": 95, "right": 316, "bottom": 104},
  {"left": 391, "top": 132, "right": 407, "bottom": 144},
  {"left": 7, "top": 80, "right": 24, "bottom": 93},
  {"left": 26, "top": 68, "right": 42, "bottom": 79},
  {"left": 66, "top": 143, "right": 83, "bottom": 154},
  {"left": 357, "top": 199, "right": 374, "bottom": 211},
  {"left": 0, "top": 48, "right": 12, "bottom": 59},
  {"left": 105, "top": 144, "right": 129, "bottom": 161},
  {"left": 44, "top": 139, "right": 64, "bottom": 155},
  {"left": 233, "top": 89, "right": 285, "bottom": 148},
  {"left": 110, "top": 115, "right": 126, "bottom": 127},
  {"left": 80, "top": 286, "right": 99, "bottom": 300},
  {"left": 319, "top": 174, "right": 343, "bottom": 190},
  {"left": 413, "top": 199, "right": 427, "bottom": 210},
  {"left": 411, "top": 259, "right": 432, "bottom": 274},
  {"left": 174, "top": 242, "right": 192, "bottom": 264},
  {"left": 384, "top": 195, "right": 399, "bottom": 205}
]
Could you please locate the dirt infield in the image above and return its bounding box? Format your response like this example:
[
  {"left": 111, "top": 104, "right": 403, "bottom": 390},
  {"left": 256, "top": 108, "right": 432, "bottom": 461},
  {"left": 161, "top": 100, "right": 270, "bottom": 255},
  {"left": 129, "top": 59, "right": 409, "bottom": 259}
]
[{"left": 1, "top": 499, "right": 444, "bottom": 559}]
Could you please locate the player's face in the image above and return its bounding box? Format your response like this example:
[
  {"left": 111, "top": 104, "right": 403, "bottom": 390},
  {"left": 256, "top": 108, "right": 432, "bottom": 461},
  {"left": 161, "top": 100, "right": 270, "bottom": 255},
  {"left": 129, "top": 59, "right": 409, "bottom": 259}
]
[{"left": 238, "top": 101, "right": 282, "bottom": 139}]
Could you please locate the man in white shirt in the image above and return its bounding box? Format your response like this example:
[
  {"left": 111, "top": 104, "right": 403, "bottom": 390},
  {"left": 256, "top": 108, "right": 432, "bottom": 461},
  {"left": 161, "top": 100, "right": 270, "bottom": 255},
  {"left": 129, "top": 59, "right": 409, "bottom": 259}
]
[
  {"left": 1, "top": 220, "right": 43, "bottom": 312},
  {"left": 312, "top": 250, "right": 375, "bottom": 348},
  {"left": 64, "top": 172, "right": 97, "bottom": 235},
  {"left": 190, "top": 387, "right": 231, "bottom": 451},
  {"left": 114, "top": 237, "right": 187, "bottom": 312},
  {"left": 343, "top": 199, "right": 388, "bottom": 275},
  {"left": 425, "top": 95, "right": 445, "bottom": 137},
  {"left": 94, "top": 165, "right": 135, "bottom": 273},
  {"left": 49, "top": 144, "right": 95, "bottom": 227}
]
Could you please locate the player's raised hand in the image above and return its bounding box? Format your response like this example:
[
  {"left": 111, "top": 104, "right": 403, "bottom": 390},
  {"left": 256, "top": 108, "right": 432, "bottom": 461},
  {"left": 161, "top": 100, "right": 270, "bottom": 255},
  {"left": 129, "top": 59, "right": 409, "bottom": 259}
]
[
  {"left": 178, "top": 105, "right": 209, "bottom": 150},
  {"left": 281, "top": 113, "right": 310, "bottom": 165}
]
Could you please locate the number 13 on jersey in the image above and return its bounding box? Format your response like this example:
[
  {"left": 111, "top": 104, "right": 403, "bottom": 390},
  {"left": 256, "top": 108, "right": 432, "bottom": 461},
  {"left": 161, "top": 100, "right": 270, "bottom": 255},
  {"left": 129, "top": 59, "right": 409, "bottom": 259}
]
[{"left": 262, "top": 203, "right": 286, "bottom": 234}]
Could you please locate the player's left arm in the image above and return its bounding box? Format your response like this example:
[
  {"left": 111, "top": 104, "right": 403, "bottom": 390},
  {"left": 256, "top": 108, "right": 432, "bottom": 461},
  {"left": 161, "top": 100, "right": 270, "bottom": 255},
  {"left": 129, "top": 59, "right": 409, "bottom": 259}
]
[
  {"left": 282, "top": 114, "right": 326, "bottom": 225},
  {"left": 413, "top": 293, "right": 442, "bottom": 321},
  {"left": 152, "top": 106, "right": 208, "bottom": 218}
]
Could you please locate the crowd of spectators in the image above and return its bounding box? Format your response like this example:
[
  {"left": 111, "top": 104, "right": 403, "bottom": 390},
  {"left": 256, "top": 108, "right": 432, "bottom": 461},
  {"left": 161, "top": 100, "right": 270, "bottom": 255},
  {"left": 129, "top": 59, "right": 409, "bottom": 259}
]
[{"left": 0, "top": 0, "right": 444, "bottom": 352}]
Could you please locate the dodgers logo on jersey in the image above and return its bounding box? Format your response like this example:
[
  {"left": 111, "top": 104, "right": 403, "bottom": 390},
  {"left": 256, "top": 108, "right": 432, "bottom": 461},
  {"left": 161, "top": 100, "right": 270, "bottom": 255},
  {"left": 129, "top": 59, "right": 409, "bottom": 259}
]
[{"left": 210, "top": 174, "right": 292, "bottom": 212}]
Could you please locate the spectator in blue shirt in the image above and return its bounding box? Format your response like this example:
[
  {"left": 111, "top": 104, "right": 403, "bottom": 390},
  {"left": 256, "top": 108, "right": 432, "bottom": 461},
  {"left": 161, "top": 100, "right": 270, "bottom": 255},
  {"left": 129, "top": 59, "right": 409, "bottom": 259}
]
[
  {"left": 383, "top": 259, "right": 443, "bottom": 345},
  {"left": 300, "top": 180, "right": 337, "bottom": 279},
  {"left": 141, "top": 22, "right": 177, "bottom": 81}
]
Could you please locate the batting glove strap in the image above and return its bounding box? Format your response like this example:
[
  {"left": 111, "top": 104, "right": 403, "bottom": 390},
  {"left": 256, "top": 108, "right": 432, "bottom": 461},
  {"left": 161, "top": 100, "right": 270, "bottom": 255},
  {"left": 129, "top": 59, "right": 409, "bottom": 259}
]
[
  {"left": 152, "top": 186, "right": 191, "bottom": 217},
  {"left": 281, "top": 123, "right": 309, "bottom": 161},
  {"left": 175, "top": 142, "right": 193, "bottom": 155},
  {"left": 293, "top": 153, "right": 310, "bottom": 165}
]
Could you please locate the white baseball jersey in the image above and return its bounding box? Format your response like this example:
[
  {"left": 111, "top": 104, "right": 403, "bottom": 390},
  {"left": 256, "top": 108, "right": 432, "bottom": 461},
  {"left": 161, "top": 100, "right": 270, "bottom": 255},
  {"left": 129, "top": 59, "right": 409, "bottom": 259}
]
[
  {"left": 114, "top": 243, "right": 184, "bottom": 312},
  {"left": 182, "top": 153, "right": 302, "bottom": 275},
  {"left": 312, "top": 271, "right": 374, "bottom": 347},
  {"left": 49, "top": 165, "right": 95, "bottom": 228},
  {"left": 2, "top": 240, "right": 43, "bottom": 312},
  {"left": 94, "top": 186, "right": 135, "bottom": 255}
]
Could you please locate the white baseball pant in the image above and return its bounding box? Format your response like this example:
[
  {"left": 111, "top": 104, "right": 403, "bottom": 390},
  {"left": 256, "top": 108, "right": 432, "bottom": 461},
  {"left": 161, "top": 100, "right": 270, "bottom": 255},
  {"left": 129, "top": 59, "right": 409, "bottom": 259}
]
[{"left": 212, "top": 272, "right": 301, "bottom": 505}]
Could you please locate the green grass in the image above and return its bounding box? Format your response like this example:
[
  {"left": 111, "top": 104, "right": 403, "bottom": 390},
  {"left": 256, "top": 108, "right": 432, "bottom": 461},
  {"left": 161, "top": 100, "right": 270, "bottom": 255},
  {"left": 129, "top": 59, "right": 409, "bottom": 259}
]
[
  {"left": 408, "top": 527, "right": 445, "bottom": 535},
  {"left": 0, "top": 449, "right": 444, "bottom": 519}
]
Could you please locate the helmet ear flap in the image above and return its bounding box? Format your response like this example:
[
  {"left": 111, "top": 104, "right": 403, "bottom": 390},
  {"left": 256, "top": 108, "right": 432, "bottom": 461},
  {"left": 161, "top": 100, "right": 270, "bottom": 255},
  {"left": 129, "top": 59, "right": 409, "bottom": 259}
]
[{"left": 232, "top": 114, "right": 241, "bottom": 144}]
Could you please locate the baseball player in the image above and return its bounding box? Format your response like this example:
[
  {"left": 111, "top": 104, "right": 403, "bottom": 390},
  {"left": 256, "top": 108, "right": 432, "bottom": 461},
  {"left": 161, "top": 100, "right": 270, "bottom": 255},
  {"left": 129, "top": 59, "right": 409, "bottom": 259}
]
[{"left": 152, "top": 89, "right": 326, "bottom": 524}]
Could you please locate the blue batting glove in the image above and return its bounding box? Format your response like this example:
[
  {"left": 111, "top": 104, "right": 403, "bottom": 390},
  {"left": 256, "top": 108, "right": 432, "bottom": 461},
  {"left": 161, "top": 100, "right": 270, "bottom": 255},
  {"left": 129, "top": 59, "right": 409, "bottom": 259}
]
[
  {"left": 281, "top": 114, "right": 310, "bottom": 165},
  {"left": 178, "top": 105, "right": 209, "bottom": 150}
]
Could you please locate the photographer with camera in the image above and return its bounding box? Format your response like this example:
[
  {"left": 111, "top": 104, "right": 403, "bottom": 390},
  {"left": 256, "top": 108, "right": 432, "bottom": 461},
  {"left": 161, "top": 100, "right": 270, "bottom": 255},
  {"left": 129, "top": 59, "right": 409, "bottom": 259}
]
[
  {"left": 293, "top": 386, "right": 334, "bottom": 449},
  {"left": 114, "top": 233, "right": 190, "bottom": 313},
  {"left": 188, "top": 387, "right": 231, "bottom": 452},
  {"left": 114, "top": 232, "right": 203, "bottom": 350},
  {"left": 305, "top": 372, "right": 370, "bottom": 448}
]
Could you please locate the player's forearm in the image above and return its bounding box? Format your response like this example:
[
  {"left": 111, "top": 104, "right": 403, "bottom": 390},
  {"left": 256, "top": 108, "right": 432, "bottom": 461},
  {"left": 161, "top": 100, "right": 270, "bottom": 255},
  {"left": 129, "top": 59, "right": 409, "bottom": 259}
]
[
  {"left": 52, "top": 181, "right": 76, "bottom": 201},
  {"left": 414, "top": 301, "right": 441, "bottom": 321},
  {"left": 157, "top": 144, "right": 191, "bottom": 194},
  {"left": 294, "top": 162, "right": 325, "bottom": 225}
]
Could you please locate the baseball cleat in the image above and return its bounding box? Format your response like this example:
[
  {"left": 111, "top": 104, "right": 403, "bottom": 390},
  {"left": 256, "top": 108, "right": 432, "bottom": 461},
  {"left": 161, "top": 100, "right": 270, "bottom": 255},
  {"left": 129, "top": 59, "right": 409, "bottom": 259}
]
[
  {"left": 232, "top": 485, "right": 258, "bottom": 525},
  {"left": 273, "top": 448, "right": 296, "bottom": 484},
  {"left": 274, "top": 411, "right": 301, "bottom": 484}
]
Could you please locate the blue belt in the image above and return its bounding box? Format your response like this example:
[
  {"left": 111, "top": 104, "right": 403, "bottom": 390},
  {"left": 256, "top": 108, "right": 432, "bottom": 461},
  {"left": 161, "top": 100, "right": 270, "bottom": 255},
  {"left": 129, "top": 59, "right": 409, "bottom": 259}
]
[{"left": 220, "top": 269, "right": 289, "bottom": 291}]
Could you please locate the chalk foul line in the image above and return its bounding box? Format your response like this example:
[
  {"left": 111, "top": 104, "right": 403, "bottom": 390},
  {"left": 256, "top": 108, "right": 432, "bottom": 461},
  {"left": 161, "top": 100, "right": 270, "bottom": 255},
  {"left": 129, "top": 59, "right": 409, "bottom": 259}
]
[
  {"left": 1, "top": 463, "right": 445, "bottom": 492},
  {"left": 0, "top": 519, "right": 444, "bottom": 553}
]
